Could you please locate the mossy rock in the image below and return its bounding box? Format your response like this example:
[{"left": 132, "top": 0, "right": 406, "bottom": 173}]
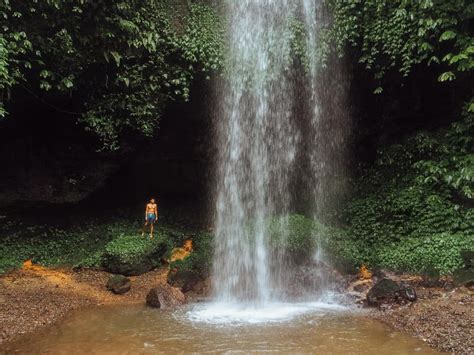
[{"left": 102, "top": 234, "right": 168, "bottom": 276}]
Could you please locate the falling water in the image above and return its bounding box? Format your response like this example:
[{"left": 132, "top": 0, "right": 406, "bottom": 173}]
[{"left": 212, "top": 0, "right": 349, "bottom": 305}]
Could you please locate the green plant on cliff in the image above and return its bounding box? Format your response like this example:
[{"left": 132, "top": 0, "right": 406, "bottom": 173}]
[
  {"left": 338, "top": 111, "right": 474, "bottom": 274},
  {"left": 325, "top": 0, "right": 473, "bottom": 92},
  {"left": 0, "top": 0, "right": 224, "bottom": 149}
]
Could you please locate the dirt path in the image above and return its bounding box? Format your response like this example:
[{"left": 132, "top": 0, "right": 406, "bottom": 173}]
[{"left": 0, "top": 261, "right": 168, "bottom": 346}]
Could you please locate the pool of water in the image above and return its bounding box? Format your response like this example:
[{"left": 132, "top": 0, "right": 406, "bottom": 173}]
[{"left": 3, "top": 303, "right": 440, "bottom": 354}]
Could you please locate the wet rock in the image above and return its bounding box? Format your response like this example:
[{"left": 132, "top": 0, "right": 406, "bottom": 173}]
[
  {"left": 167, "top": 267, "right": 200, "bottom": 292},
  {"left": 400, "top": 285, "right": 417, "bottom": 302},
  {"left": 367, "top": 278, "right": 400, "bottom": 306},
  {"left": 285, "top": 261, "right": 347, "bottom": 299},
  {"left": 106, "top": 275, "right": 131, "bottom": 295},
  {"left": 367, "top": 278, "right": 419, "bottom": 306},
  {"left": 460, "top": 250, "right": 474, "bottom": 268},
  {"left": 183, "top": 277, "right": 212, "bottom": 300},
  {"left": 453, "top": 268, "right": 474, "bottom": 289},
  {"left": 346, "top": 279, "right": 373, "bottom": 304},
  {"left": 146, "top": 284, "right": 186, "bottom": 308}
]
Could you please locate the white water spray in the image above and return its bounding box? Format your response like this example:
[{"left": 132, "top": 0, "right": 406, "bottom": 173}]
[{"left": 211, "top": 0, "right": 349, "bottom": 309}]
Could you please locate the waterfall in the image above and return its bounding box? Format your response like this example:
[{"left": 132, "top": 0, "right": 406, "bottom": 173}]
[{"left": 212, "top": 0, "right": 348, "bottom": 305}]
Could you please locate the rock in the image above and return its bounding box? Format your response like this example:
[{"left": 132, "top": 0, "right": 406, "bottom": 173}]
[
  {"left": 460, "top": 250, "right": 474, "bottom": 268},
  {"left": 106, "top": 275, "right": 131, "bottom": 295},
  {"left": 146, "top": 284, "right": 186, "bottom": 308},
  {"left": 367, "top": 278, "right": 400, "bottom": 306},
  {"left": 167, "top": 267, "right": 202, "bottom": 293},
  {"left": 183, "top": 277, "right": 212, "bottom": 300},
  {"left": 400, "top": 285, "right": 417, "bottom": 302},
  {"left": 367, "top": 278, "right": 419, "bottom": 306},
  {"left": 453, "top": 268, "right": 474, "bottom": 289},
  {"left": 102, "top": 239, "right": 167, "bottom": 276},
  {"left": 346, "top": 278, "right": 373, "bottom": 304}
]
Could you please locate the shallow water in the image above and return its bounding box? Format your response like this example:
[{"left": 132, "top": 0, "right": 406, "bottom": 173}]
[{"left": 4, "top": 303, "right": 440, "bottom": 354}]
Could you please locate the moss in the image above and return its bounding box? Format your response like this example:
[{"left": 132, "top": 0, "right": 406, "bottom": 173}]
[{"left": 0, "top": 217, "right": 190, "bottom": 275}]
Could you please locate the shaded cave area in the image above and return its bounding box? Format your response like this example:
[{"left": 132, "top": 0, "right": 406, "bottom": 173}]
[
  {"left": 0, "top": 64, "right": 469, "bottom": 223},
  {"left": 0, "top": 80, "right": 214, "bottom": 226}
]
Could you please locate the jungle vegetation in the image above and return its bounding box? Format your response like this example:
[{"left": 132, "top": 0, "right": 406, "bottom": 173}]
[{"left": 0, "top": 0, "right": 472, "bottom": 276}]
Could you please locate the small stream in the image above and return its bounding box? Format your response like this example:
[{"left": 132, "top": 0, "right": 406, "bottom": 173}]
[{"left": 4, "top": 303, "right": 440, "bottom": 354}]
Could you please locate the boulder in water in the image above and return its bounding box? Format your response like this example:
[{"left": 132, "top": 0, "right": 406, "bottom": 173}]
[
  {"left": 106, "top": 275, "right": 131, "bottom": 295},
  {"left": 146, "top": 284, "right": 186, "bottom": 308}
]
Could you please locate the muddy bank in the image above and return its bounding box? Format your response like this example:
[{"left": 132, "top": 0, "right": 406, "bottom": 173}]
[
  {"left": 369, "top": 283, "right": 473, "bottom": 354},
  {"left": 1, "top": 265, "right": 473, "bottom": 354},
  {"left": 0, "top": 264, "right": 168, "bottom": 346}
]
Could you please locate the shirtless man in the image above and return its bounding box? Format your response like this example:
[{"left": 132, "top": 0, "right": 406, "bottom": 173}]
[{"left": 142, "top": 198, "right": 158, "bottom": 239}]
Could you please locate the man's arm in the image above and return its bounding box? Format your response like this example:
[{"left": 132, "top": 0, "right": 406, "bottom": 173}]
[{"left": 145, "top": 205, "right": 148, "bottom": 221}]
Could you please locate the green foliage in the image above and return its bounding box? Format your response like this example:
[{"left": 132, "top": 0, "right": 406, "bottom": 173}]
[
  {"left": 0, "top": 0, "right": 224, "bottom": 149},
  {"left": 340, "top": 113, "right": 474, "bottom": 274},
  {"left": 266, "top": 214, "right": 351, "bottom": 265},
  {"left": 0, "top": 221, "right": 109, "bottom": 273},
  {"left": 268, "top": 214, "right": 317, "bottom": 260},
  {"left": 325, "top": 0, "right": 474, "bottom": 87},
  {"left": 376, "top": 233, "right": 474, "bottom": 275},
  {"left": 288, "top": 18, "right": 310, "bottom": 69},
  {"left": 103, "top": 233, "right": 163, "bottom": 264},
  {"left": 0, "top": 217, "right": 188, "bottom": 274}
]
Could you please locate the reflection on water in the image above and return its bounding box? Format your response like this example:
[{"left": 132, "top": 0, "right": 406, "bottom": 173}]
[{"left": 4, "top": 304, "right": 440, "bottom": 354}]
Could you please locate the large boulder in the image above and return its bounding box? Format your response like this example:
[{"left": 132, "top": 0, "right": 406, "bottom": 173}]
[
  {"left": 102, "top": 235, "right": 168, "bottom": 276},
  {"left": 367, "top": 278, "right": 418, "bottom": 306},
  {"left": 106, "top": 275, "right": 131, "bottom": 295},
  {"left": 460, "top": 250, "right": 474, "bottom": 268},
  {"left": 146, "top": 284, "right": 186, "bottom": 308},
  {"left": 366, "top": 278, "right": 398, "bottom": 305},
  {"left": 453, "top": 250, "right": 474, "bottom": 290},
  {"left": 453, "top": 269, "right": 474, "bottom": 289},
  {"left": 167, "top": 267, "right": 201, "bottom": 292}
]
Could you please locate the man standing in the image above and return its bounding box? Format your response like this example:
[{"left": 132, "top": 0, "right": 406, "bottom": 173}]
[{"left": 142, "top": 198, "right": 158, "bottom": 239}]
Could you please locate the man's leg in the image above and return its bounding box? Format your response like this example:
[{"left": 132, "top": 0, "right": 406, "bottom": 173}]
[{"left": 142, "top": 221, "right": 148, "bottom": 236}]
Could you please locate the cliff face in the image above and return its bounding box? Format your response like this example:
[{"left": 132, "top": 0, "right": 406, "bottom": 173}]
[
  {"left": 0, "top": 94, "right": 118, "bottom": 206},
  {"left": 0, "top": 79, "right": 212, "bottom": 207}
]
